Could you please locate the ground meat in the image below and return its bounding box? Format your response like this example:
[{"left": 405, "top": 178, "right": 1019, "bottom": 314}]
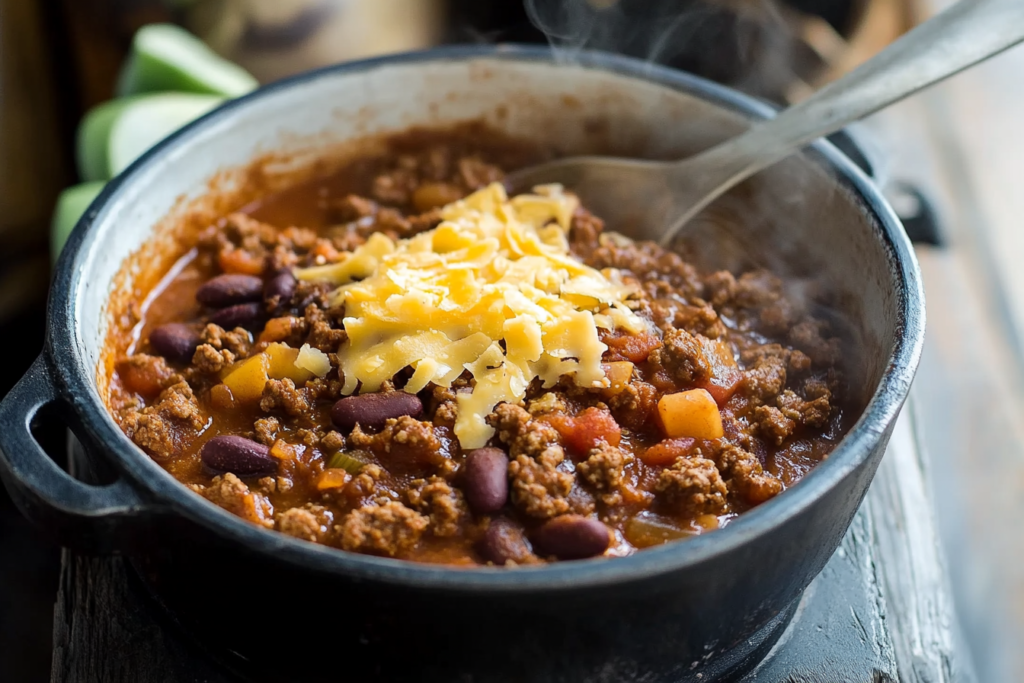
[
  {"left": 349, "top": 417, "right": 447, "bottom": 473},
  {"left": 655, "top": 454, "right": 728, "bottom": 515},
  {"left": 753, "top": 405, "right": 796, "bottom": 446},
  {"left": 577, "top": 440, "right": 632, "bottom": 506},
  {"left": 277, "top": 505, "right": 334, "bottom": 543},
  {"left": 192, "top": 344, "right": 233, "bottom": 374},
  {"left": 341, "top": 463, "right": 383, "bottom": 503},
  {"left": 717, "top": 444, "right": 783, "bottom": 505},
  {"left": 607, "top": 381, "right": 659, "bottom": 433},
  {"left": 777, "top": 389, "right": 831, "bottom": 428},
  {"left": 372, "top": 166, "right": 417, "bottom": 205},
  {"left": 507, "top": 450, "right": 574, "bottom": 520},
  {"left": 489, "top": 403, "right": 564, "bottom": 460},
  {"left": 742, "top": 354, "right": 787, "bottom": 406},
  {"left": 704, "top": 270, "right": 738, "bottom": 307},
  {"left": 120, "top": 381, "right": 204, "bottom": 459},
  {"left": 253, "top": 417, "right": 280, "bottom": 445},
  {"left": 339, "top": 501, "right": 428, "bottom": 556},
  {"left": 458, "top": 156, "right": 504, "bottom": 189},
  {"left": 200, "top": 324, "right": 252, "bottom": 356},
  {"left": 650, "top": 328, "right": 712, "bottom": 385},
  {"left": 320, "top": 430, "right": 345, "bottom": 453},
  {"left": 733, "top": 270, "right": 783, "bottom": 308},
  {"left": 789, "top": 349, "right": 812, "bottom": 373},
  {"left": 198, "top": 473, "right": 274, "bottom": 527},
  {"left": 789, "top": 320, "right": 841, "bottom": 366},
  {"left": 568, "top": 208, "right": 604, "bottom": 260},
  {"left": 260, "top": 379, "right": 314, "bottom": 417},
  {"left": 650, "top": 300, "right": 726, "bottom": 339},
  {"left": 587, "top": 239, "right": 703, "bottom": 300},
  {"left": 302, "top": 304, "right": 347, "bottom": 353},
  {"left": 332, "top": 194, "right": 377, "bottom": 222},
  {"left": 407, "top": 476, "right": 467, "bottom": 537},
  {"left": 526, "top": 391, "right": 567, "bottom": 416}
]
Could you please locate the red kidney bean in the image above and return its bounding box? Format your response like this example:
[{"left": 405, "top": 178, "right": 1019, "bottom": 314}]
[
  {"left": 149, "top": 323, "right": 201, "bottom": 362},
  {"left": 201, "top": 436, "right": 277, "bottom": 477},
  {"left": 477, "top": 518, "right": 533, "bottom": 565},
  {"left": 264, "top": 270, "right": 297, "bottom": 308},
  {"left": 532, "top": 515, "right": 611, "bottom": 561},
  {"left": 462, "top": 448, "right": 509, "bottom": 514},
  {"left": 209, "top": 302, "right": 263, "bottom": 330},
  {"left": 331, "top": 392, "right": 423, "bottom": 430},
  {"left": 196, "top": 274, "right": 265, "bottom": 307}
]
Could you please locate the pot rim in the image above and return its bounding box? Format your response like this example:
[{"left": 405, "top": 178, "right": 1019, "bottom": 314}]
[{"left": 51, "top": 44, "right": 925, "bottom": 592}]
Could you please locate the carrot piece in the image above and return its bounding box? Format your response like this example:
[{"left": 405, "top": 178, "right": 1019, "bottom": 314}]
[
  {"left": 218, "top": 248, "right": 264, "bottom": 275},
  {"left": 269, "top": 439, "right": 298, "bottom": 461},
  {"left": 258, "top": 317, "right": 297, "bottom": 344},
  {"left": 316, "top": 469, "right": 351, "bottom": 491}
]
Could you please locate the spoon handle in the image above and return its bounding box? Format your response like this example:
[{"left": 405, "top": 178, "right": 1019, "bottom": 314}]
[{"left": 663, "top": 0, "right": 1024, "bottom": 245}]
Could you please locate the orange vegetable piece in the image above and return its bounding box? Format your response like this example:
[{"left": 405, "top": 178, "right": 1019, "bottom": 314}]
[
  {"left": 221, "top": 353, "right": 270, "bottom": 402},
  {"left": 218, "top": 248, "right": 265, "bottom": 276},
  {"left": 265, "top": 343, "right": 314, "bottom": 383},
  {"left": 657, "top": 389, "right": 724, "bottom": 440},
  {"left": 316, "top": 469, "right": 351, "bottom": 491},
  {"left": 270, "top": 439, "right": 298, "bottom": 461},
  {"left": 259, "top": 317, "right": 298, "bottom": 344}
]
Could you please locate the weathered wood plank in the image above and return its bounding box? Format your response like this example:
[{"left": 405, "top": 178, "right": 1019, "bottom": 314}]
[{"left": 50, "top": 553, "right": 232, "bottom": 683}]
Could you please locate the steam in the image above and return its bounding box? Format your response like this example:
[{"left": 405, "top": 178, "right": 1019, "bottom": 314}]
[{"left": 523, "top": 0, "right": 813, "bottom": 101}]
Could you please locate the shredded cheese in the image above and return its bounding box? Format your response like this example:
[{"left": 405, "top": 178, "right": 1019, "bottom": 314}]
[{"left": 297, "top": 183, "right": 646, "bottom": 448}]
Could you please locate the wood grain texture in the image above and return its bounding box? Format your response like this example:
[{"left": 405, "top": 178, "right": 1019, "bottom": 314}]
[{"left": 51, "top": 553, "right": 233, "bottom": 683}]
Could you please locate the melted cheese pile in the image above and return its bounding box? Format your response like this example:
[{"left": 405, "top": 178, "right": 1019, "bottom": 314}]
[{"left": 297, "top": 183, "right": 645, "bottom": 448}]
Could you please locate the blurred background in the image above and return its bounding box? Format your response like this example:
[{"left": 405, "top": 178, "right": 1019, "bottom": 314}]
[{"left": 2, "top": 0, "right": 1024, "bottom": 680}]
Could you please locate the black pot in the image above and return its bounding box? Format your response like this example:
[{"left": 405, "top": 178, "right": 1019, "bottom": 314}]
[{"left": 0, "top": 46, "right": 924, "bottom": 682}]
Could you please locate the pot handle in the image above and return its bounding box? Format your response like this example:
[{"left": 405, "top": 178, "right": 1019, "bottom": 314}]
[{"left": 0, "top": 356, "right": 156, "bottom": 554}]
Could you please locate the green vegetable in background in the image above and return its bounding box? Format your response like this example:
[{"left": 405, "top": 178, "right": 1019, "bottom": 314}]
[
  {"left": 117, "top": 23, "right": 258, "bottom": 97},
  {"left": 53, "top": 22, "right": 259, "bottom": 260},
  {"left": 50, "top": 182, "right": 105, "bottom": 264}
]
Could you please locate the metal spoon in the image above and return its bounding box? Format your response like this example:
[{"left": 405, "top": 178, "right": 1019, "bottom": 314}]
[{"left": 507, "top": 0, "right": 1024, "bottom": 246}]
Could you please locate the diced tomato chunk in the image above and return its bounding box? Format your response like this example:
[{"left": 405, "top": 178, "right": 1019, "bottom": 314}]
[
  {"left": 542, "top": 407, "right": 621, "bottom": 457},
  {"left": 700, "top": 373, "right": 742, "bottom": 407},
  {"left": 641, "top": 438, "right": 696, "bottom": 466},
  {"left": 697, "top": 337, "right": 741, "bottom": 406},
  {"left": 603, "top": 332, "right": 663, "bottom": 363}
]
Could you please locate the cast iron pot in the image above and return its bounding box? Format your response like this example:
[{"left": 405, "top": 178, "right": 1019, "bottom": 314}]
[{"left": 0, "top": 46, "right": 923, "bottom": 682}]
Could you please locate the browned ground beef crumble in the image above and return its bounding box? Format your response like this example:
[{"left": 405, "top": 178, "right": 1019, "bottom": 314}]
[{"left": 107, "top": 135, "right": 848, "bottom": 566}]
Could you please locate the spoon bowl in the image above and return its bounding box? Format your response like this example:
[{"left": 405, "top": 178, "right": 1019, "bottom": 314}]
[{"left": 509, "top": 0, "right": 1024, "bottom": 245}]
